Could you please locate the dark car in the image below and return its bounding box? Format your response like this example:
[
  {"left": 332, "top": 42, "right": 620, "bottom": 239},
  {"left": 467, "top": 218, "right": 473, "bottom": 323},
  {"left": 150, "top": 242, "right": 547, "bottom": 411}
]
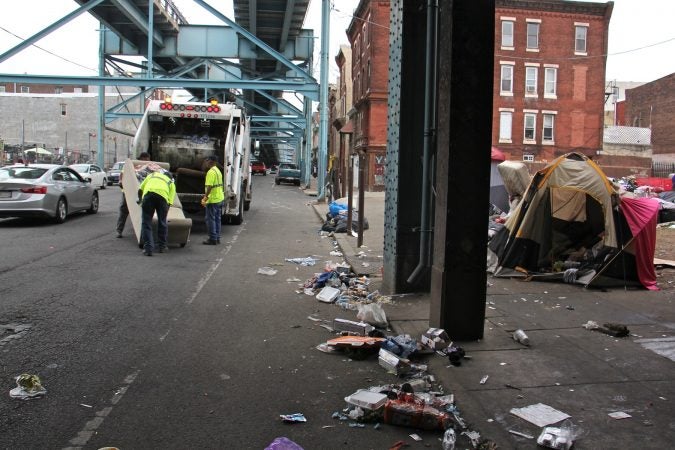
[
  {"left": 251, "top": 160, "right": 267, "bottom": 175},
  {"left": 275, "top": 163, "right": 301, "bottom": 186},
  {"left": 0, "top": 164, "right": 99, "bottom": 223}
]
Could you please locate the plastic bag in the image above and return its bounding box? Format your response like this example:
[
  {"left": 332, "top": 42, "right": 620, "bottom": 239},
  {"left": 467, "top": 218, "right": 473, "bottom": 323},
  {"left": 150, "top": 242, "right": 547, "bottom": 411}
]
[
  {"left": 357, "top": 303, "right": 388, "bottom": 328},
  {"left": 265, "top": 437, "right": 304, "bottom": 450},
  {"left": 537, "top": 419, "right": 581, "bottom": 450}
]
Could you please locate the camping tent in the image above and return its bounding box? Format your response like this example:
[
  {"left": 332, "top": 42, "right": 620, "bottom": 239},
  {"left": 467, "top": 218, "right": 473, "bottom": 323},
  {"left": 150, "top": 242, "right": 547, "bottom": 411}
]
[
  {"left": 489, "top": 152, "right": 659, "bottom": 290},
  {"left": 489, "top": 147, "right": 509, "bottom": 212}
]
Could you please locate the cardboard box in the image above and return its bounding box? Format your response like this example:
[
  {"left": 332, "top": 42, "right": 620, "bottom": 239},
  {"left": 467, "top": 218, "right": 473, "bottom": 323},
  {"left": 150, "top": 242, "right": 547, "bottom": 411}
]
[
  {"left": 333, "top": 318, "right": 374, "bottom": 336},
  {"left": 421, "top": 328, "right": 450, "bottom": 350},
  {"left": 378, "top": 348, "right": 411, "bottom": 375}
]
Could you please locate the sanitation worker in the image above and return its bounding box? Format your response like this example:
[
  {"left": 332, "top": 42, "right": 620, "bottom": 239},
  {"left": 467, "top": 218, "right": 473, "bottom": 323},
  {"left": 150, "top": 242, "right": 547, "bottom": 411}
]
[
  {"left": 201, "top": 155, "right": 225, "bottom": 245},
  {"left": 116, "top": 152, "right": 151, "bottom": 238},
  {"left": 138, "top": 166, "right": 176, "bottom": 256}
]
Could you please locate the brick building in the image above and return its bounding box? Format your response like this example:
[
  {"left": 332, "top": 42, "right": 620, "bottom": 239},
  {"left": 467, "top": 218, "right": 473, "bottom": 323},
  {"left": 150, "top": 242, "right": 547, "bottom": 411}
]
[
  {"left": 0, "top": 83, "right": 89, "bottom": 94},
  {"left": 493, "top": 0, "right": 613, "bottom": 164},
  {"left": 347, "top": 0, "right": 390, "bottom": 191},
  {"left": 333, "top": 45, "right": 354, "bottom": 198},
  {"left": 623, "top": 73, "right": 675, "bottom": 163}
]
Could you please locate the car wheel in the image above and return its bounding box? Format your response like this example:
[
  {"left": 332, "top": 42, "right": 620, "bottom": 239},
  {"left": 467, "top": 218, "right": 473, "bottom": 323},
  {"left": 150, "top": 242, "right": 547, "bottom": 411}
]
[
  {"left": 107, "top": 181, "right": 113, "bottom": 186},
  {"left": 229, "top": 190, "right": 244, "bottom": 225},
  {"left": 275, "top": 179, "right": 280, "bottom": 185},
  {"left": 87, "top": 192, "right": 99, "bottom": 214},
  {"left": 295, "top": 180, "right": 301, "bottom": 186},
  {"left": 101, "top": 178, "right": 107, "bottom": 189},
  {"left": 54, "top": 198, "right": 68, "bottom": 223}
]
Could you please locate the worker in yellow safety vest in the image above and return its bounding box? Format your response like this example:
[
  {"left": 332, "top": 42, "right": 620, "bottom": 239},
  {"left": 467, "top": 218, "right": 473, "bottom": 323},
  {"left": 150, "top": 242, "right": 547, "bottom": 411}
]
[
  {"left": 201, "top": 155, "right": 225, "bottom": 245},
  {"left": 138, "top": 168, "right": 176, "bottom": 256}
]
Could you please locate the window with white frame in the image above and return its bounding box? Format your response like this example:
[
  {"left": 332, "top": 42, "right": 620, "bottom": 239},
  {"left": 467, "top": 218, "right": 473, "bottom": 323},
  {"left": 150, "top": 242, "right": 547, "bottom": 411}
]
[
  {"left": 501, "top": 20, "right": 514, "bottom": 48},
  {"left": 55, "top": 86, "right": 63, "bottom": 94},
  {"left": 500, "top": 64, "right": 514, "bottom": 95},
  {"left": 499, "top": 111, "right": 513, "bottom": 142},
  {"left": 544, "top": 67, "right": 557, "bottom": 97},
  {"left": 524, "top": 113, "right": 536, "bottom": 141},
  {"left": 575, "top": 25, "right": 588, "bottom": 54},
  {"left": 542, "top": 114, "right": 555, "bottom": 142},
  {"left": 527, "top": 22, "right": 540, "bottom": 50},
  {"left": 60, "top": 104, "right": 67, "bottom": 116},
  {"left": 0, "top": 86, "right": 5, "bottom": 93},
  {"left": 523, "top": 154, "right": 534, "bottom": 162},
  {"left": 525, "top": 66, "right": 538, "bottom": 95},
  {"left": 20, "top": 86, "right": 29, "bottom": 93},
  {"left": 74, "top": 87, "right": 82, "bottom": 94}
]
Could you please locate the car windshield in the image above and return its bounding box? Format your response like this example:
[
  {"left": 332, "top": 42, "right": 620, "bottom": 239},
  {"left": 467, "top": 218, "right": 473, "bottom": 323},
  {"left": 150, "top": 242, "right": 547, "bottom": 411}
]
[
  {"left": 0, "top": 167, "right": 49, "bottom": 180},
  {"left": 112, "top": 163, "right": 124, "bottom": 170},
  {"left": 70, "top": 165, "right": 88, "bottom": 172},
  {"left": 280, "top": 163, "right": 297, "bottom": 169}
]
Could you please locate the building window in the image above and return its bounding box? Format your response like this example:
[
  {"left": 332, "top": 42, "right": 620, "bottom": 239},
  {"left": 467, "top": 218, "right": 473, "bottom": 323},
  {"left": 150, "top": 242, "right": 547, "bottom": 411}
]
[
  {"left": 501, "top": 20, "right": 514, "bottom": 48},
  {"left": 499, "top": 111, "right": 513, "bottom": 142},
  {"left": 74, "top": 87, "right": 83, "bottom": 94},
  {"left": 363, "top": 17, "right": 368, "bottom": 45},
  {"left": 500, "top": 64, "right": 514, "bottom": 95},
  {"left": 575, "top": 25, "right": 588, "bottom": 54},
  {"left": 526, "top": 22, "right": 540, "bottom": 50},
  {"left": 542, "top": 114, "right": 555, "bottom": 143},
  {"left": 525, "top": 66, "right": 538, "bottom": 96},
  {"left": 20, "top": 86, "right": 29, "bottom": 93},
  {"left": 524, "top": 113, "right": 536, "bottom": 142},
  {"left": 523, "top": 154, "right": 534, "bottom": 162},
  {"left": 367, "top": 61, "right": 371, "bottom": 90},
  {"left": 61, "top": 104, "right": 67, "bottom": 116},
  {"left": 0, "top": 86, "right": 5, "bottom": 93},
  {"left": 55, "top": 86, "right": 63, "bottom": 94},
  {"left": 544, "top": 67, "right": 557, "bottom": 97}
]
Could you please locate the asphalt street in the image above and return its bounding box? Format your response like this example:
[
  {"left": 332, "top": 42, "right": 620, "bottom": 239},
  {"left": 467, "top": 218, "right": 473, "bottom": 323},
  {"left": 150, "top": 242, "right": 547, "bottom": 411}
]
[{"left": 0, "top": 177, "right": 438, "bottom": 449}]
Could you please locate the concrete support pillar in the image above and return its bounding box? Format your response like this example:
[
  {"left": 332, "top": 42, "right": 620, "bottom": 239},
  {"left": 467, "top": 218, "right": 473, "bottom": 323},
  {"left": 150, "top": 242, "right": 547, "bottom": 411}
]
[{"left": 429, "top": 0, "right": 494, "bottom": 340}]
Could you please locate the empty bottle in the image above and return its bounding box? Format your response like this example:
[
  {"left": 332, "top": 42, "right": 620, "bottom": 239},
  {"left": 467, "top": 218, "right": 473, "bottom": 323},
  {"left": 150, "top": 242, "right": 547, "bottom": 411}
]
[
  {"left": 442, "top": 428, "right": 457, "bottom": 450},
  {"left": 513, "top": 329, "right": 530, "bottom": 346}
]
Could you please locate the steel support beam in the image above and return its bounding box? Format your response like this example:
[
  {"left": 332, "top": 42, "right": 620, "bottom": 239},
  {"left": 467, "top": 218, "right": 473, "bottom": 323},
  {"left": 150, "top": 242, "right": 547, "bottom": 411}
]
[
  {"left": 0, "top": 0, "right": 106, "bottom": 65},
  {"left": 316, "top": 0, "right": 330, "bottom": 200}
]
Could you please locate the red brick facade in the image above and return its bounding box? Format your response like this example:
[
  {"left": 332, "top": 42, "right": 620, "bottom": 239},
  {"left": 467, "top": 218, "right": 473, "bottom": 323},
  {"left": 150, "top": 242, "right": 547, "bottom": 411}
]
[
  {"left": 624, "top": 73, "right": 675, "bottom": 159},
  {"left": 493, "top": 0, "right": 612, "bottom": 164},
  {"left": 347, "top": 0, "right": 390, "bottom": 191},
  {"left": 0, "top": 83, "right": 89, "bottom": 94}
]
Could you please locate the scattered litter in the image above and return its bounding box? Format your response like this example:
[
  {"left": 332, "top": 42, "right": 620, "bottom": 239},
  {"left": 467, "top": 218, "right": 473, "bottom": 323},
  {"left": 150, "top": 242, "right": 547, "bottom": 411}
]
[
  {"left": 461, "top": 431, "right": 482, "bottom": 447},
  {"left": 257, "top": 267, "right": 278, "bottom": 276},
  {"left": 513, "top": 329, "right": 530, "bottom": 346},
  {"left": 316, "top": 343, "right": 341, "bottom": 354},
  {"left": 356, "top": 303, "right": 388, "bottom": 328},
  {"left": 330, "top": 251, "right": 343, "bottom": 257},
  {"left": 303, "top": 288, "right": 315, "bottom": 296},
  {"left": 608, "top": 411, "right": 632, "bottom": 420},
  {"left": 9, "top": 374, "right": 47, "bottom": 400},
  {"left": 582, "top": 321, "right": 630, "bottom": 337},
  {"left": 566, "top": 305, "right": 575, "bottom": 310},
  {"left": 442, "top": 428, "right": 456, "bottom": 450},
  {"left": 345, "top": 390, "right": 388, "bottom": 410},
  {"left": 333, "top": 318, "right": 375, "bottom": 336},
  {"left": 265, "top": 437, "right": 304, "bottom": 450},
  {"left": 322, "top": 425, "right": 335, "bottom": 429},
  {"left": 286, "top": 277, "right": 302, "bottom": 283},
  {"left": 316, "top": 286, "right": 341, "bottom": 303},
  {"left": 421, "top": 328, "right": 451, "bottom": 350},
  {"left": 307, "top": 316, "right": 322, "bottom": 323},
  {"left": 510, "top": 403, "right": 571, "bottom": 427},
  {"left": 509, "top": 429, "right": 534, "bottom": 439},
  {"left": 80, "top": 403, "right": 93, "bottom": 408},
  {"left": 285, "top": 257, "right": 318, "bottom": 266},
  {"left": 280, "top": 413, "right": 307, "bottom": 423},
  {"left": 409, "top": 433, "right": 422, "bottom": 441},
  {"left": 389, "top": 441, "right": 406, "bottom": 450},
  {"left": 480, "top": 375, "right": 489, "bottom": 385},
  {"left": 349, "top": 422, "right": 365, "bottom": 428},
  {"left": 537, "top": 419, "right": 580, "bottom": 450}
]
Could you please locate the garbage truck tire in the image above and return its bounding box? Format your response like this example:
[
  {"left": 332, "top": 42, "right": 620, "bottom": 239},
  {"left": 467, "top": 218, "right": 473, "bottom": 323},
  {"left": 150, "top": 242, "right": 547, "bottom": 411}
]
[{"left": 229, "top": 192, "right": 244, "bottom": 225}]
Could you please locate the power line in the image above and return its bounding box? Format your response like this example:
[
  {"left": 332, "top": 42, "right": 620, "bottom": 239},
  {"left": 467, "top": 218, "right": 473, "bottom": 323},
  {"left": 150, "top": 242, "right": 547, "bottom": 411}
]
[{"left": 0, "top": 25, "right": 98, "bottom": 73}]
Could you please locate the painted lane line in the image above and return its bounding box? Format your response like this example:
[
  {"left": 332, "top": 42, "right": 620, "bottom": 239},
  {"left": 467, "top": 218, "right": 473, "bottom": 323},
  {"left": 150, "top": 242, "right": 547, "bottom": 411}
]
[{"left": 63, "top": 370, "right": 140, "bottom": 450}]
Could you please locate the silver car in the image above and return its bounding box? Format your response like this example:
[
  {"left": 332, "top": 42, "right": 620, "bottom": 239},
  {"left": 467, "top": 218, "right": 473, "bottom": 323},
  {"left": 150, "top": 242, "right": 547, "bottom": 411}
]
[{"left": 0, "top": 164, "right": 99, "bottom": 223}]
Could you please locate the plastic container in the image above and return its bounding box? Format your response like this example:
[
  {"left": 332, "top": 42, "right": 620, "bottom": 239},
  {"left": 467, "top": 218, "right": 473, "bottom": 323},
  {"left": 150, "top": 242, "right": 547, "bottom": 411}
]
[
  {"left": 344, "top": 390, "right": 388, "bottom": 410},
  {"left": 442, "top": 428, "right": 457, "bottom": 450},
  {"left": 316, "top": 286, "right": 340, "bottom": 303},
  {"left": 513, "top": 329, "right": 530, "bottom": 346},
  {"left": 333, "top": 318, "right": 374, "bottom": 336}
]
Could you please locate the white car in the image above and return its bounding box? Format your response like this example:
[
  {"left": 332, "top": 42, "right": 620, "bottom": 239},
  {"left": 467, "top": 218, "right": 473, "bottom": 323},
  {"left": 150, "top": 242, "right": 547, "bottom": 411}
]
[{"left": 69, "top": 164, "right": 107, "bottom": 189}]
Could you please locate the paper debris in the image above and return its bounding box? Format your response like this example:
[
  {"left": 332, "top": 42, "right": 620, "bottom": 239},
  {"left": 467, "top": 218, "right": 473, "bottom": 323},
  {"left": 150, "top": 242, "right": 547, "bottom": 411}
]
[{"left": 510, "top": 403, "right": 570, "bottom": 427}]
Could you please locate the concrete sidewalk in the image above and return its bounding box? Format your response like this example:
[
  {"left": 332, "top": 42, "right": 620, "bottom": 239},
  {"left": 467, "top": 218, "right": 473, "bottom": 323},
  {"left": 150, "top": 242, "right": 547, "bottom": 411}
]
[{"left": 308, "top": 189, "right": 675, "bottom": 449}]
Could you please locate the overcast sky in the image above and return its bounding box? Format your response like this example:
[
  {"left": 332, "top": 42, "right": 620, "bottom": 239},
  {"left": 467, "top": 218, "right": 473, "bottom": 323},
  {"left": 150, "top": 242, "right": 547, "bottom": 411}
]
[{"left": 0, "top": 0, "right": 673, "bottom": 83}]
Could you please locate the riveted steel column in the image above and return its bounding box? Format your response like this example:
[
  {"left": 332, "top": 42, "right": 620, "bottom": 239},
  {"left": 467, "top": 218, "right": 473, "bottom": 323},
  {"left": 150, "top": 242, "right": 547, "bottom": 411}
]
[
  {"left": 430, "top": 0, "right": 494, "bottom": 340},
  {"left": 317, "top": 0, "right": 330, "bottom": 201},
  {"left": 383, "top": 0, "right": 429, "bottom": 294},
  {"left": 97, "top": 24, "right": 105, "bottom": 168}
]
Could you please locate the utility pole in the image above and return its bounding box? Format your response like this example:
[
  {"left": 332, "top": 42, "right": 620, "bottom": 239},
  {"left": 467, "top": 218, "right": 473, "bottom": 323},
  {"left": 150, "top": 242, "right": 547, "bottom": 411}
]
[{"left": 317, "top": 0, "right": 330, "bottom": 201}]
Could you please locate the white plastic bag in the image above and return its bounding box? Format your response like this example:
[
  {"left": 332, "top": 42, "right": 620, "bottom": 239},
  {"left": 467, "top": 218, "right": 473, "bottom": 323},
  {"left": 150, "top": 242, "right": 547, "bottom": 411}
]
[{"left": 356, "top": 303, "right": 388, "bottom": 328}]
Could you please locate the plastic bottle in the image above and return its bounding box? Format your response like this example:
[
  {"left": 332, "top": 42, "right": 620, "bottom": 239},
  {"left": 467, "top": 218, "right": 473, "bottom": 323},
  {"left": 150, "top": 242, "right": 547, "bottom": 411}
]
[
  {"left": 442, "top": 428, "right": 457, "bottom": 450},
  {"left": 513, "top": 329, "right": 530, "bottom": 346}
]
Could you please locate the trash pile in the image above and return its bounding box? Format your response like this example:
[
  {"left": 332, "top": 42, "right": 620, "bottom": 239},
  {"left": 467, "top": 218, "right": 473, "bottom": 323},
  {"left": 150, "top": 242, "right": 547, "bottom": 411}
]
[
  {"left": 312, "top": 316, "right": 495, "bottom": 449},
  {"left": 9, "top": 373, "right": 47, "bottom": 400},
  {"left": 320, "top": 201, "right": 369, "bottom": 233}
]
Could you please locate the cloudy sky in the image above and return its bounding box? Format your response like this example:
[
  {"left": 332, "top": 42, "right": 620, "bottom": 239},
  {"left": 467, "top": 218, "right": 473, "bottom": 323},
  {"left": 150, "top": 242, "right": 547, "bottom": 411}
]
[{"left": 0, "top": 0, "right": 673, "bottom": 83}]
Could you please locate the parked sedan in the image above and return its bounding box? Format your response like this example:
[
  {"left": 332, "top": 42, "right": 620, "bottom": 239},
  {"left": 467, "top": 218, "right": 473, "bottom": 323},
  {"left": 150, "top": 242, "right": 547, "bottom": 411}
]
[
  {"left": 0, "top": 164, "right": 99, "bottom": 223},
  {"left": 251, "top": 160, "right": 267, "bottom": 175},
  {"left": 70, "top": 163, "right": 107, "bottom": 189}
]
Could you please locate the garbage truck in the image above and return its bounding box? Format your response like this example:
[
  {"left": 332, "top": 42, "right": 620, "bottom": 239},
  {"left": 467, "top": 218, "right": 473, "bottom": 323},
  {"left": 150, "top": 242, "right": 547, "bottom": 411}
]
[{"left": 132, "top": 98, "right": 253, "bottom": 225}]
